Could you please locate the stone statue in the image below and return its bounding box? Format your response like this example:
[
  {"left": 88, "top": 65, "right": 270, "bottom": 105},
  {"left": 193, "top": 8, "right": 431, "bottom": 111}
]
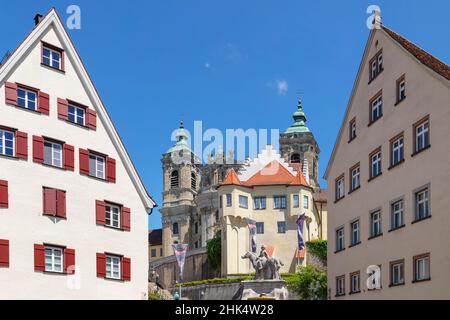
[{"left": 242, "top": 245, "right": 284, "bottom": 280}]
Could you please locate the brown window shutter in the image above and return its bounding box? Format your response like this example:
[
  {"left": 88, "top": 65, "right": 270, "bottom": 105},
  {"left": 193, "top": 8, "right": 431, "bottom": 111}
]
[
  {"left": 122, "top": 257, "right": 131, "bottom": 281},
  {"left": 86, "top": 109, "right": 97, "bottom": 130},
  {"left": 57, "top": 98, "right": 68, "bottom": 121},
  {"left": 0, "top": 240, "right": 9, "bottom": 268},
  {"left": 0, "top": 180, "right": 8, "bottom": 209},
  {"left": 63, "top": 144, "right": 75, "bottom": 171},
  {"left": 96, "top": 200, "right": 106, "bottom": 225},
  {"left": 5, "top": 82, "right": 17, "bottom": 106},
  {"left": 34, "top": 244, "right": 45, "bottom": 272},
  {"left": 64, "top": 248, "right": 75, "bottom": 275},
  {"left": 106, "top": 157, "right": 116, "bottom": 183},
  {"left": 121, "top": 207, "right": 131, "bottom": 232},
  {"left": 79, "top": 149, "right": 90, "bottom": 175},
  {"left": 15, "top": 131, "right": 28, "bottom": 160},
  {"left": 32, "top": 136, "right": 44, "bottom": 164},
  {"left": 56, "top": 190, "right": 66, "bottom": 219},
  {"left": 43, "top": 187, "right": 57, "bottom": 216},
  {"left": 96, "top": 253, "right": 106, "bottom": 278},
  {"left": 38, "top": 91, "right": 50, "bottom": 115}
]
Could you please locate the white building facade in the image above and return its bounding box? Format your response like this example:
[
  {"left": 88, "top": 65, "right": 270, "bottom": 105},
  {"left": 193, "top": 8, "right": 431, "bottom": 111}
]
[{"left": 0, "top": 10, "right": 155, "bottom": 299}]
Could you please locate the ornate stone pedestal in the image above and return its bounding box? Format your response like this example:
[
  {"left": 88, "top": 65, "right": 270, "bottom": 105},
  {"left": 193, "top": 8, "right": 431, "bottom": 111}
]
[{"left": 233, "top": 280, "right": 289, "bottom": 300}]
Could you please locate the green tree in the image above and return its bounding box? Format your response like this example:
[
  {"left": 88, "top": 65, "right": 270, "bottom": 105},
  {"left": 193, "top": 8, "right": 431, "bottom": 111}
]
[
  {"left": 207, "top": 233, "right": 221, "bottom": 270},
  {"left": 286, "top": 265, "right": 327, "bottom": 300}
]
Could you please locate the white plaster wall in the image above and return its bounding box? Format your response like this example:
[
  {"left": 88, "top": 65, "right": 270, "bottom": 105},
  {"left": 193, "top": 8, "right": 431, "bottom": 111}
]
[{"left": 0, "top": 25, "right": 149, "bottom": 300}]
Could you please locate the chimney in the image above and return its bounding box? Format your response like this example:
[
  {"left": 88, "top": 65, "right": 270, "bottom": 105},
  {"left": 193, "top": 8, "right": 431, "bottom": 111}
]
[
  {"left": 302, "top": 158, "right": 310, "bottom": 185},
  {"left": 34, "top": 14, "right": 43, "bottom": 26}
]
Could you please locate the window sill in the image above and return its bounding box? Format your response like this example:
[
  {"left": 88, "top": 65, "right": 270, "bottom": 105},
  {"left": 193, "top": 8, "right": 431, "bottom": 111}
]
[
  {"left": 388, "top": 159, "right": 405, "bottom": 170},
  {"left": 334, "top": 248, "right": 345, "bottom": 254},
  {"left": 43, "top": 213, "right": 67, "bottom": 220},
  {"left": 349, "top": 242, "right": 361, "bottom": 248},
  {"left": 41, "top": 63, "right": 65, "bottom": 74},
  {"left": 13, "top": 104, "right": 45, "bottom": 116},
  {"left": 42, "top": 163, "right": 67, "bottom": 172},
  {"left": 104, "top": 225, "right": 127, "bottom": 232},
  {"left": 42, "top": 271, "right": 69, "bottom": 276},
  {"left": 81, "top": 173, "right": 109, "bottom": 183},
  {"left": 348, "top": 136, "right": 357, "bottom": 144},
  {"left": 103, "top": 277, "right": 126, "bottom": 283},
  {"left": 348, "top": 186, "right": 361, "bottom": 195},
  {"left": 412, "top": 278, "right": 431, "bottom": 284},
  {"left": 334, "top": 293, "right": 346, "bottom": 298},
  {"left": 368, "top": 115, "right": 383, "bottom": 127},
  {"left": 334, "top": 196, "right": 345, "bottom": 204},
  {"left": 389, "top": 282, "right": 405, "bottom": 288},
  {"left": 0, "top": 154, "right": 19, "bottom": 161},
  {"left": 349, "top": 290, "right": 361, "bottom": 295},
  {"left": 388, "top": 225, "right": 406, "bottom": 233},
  {"left": 368, "top": 233, "right": 383, "bottom": 241},
  {"left": 411, "top": 215, "right": 432, "bottom": 225},
  {"left": 368, "top": 71, "right": 383, "bottom": 85},
  {"left": 394, "top": 97, "right": 406, "bottom": 107},
  {"left": 411, "top": 145, "right": 431, "bottom": 158},
  {"left": 368, "top": 173, "right": 382, "bottom": 183},
  {"left": 62, "top": 119, "right": 90, "bottom": 131}
]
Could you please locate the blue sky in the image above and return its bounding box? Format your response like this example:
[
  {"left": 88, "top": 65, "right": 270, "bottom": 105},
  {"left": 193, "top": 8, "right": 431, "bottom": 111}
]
[{"left": 1, "top": 1, "right": 449, "bottom": 230}]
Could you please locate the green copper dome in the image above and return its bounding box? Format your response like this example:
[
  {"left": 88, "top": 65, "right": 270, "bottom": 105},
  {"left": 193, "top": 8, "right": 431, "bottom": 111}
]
[
  {"left": 285, "top": 98, "right": 311, "bottom": 134},
  {"left": 166, "top": 121, "right": 192, "bottom": 153}
]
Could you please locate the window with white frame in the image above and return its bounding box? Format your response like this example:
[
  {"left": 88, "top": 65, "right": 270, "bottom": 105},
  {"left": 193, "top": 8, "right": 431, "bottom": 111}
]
[
  {"left": 350, "top": 272, "right": 360, "bottom": 293},
  {"left": 105, "top": 204, "right": 120, "bottom": 229},
  {"left": 277, "top": 221, "right": 286, "bottom": 234},
  {"left": 303, "top": 195, "right": 309, "bottom": 209},
  {"left": 390, "top": 260, "right": 404, "bottom": 286},
  {"left": 17, "top": 87, "right": 37, "bottom": 111},
  {"left": 106, "top": 255, "right": 121, "bottom": 280},
  {"left": 336, "top": 227, "right": 345, "bottom": 252},
  {"left": 370, "top": 94, "right": 383, "bottom": 123},
  {"left": 42, "top": 46, "right": 62, "bottom": 69},
  {"left": 44, "top": 140, "right": 63, "bottom": 167},
  {"left": 89, "top": 153, "right": 105, "bottom": 179},
  {"left": 349, "top": 118, "right": 357, "bottom": 141},
  {"left": 68, "top": 104, "right": 86, "bottom": 126},
  {"left": 370, "top": 210, "right": 382, "bottom": 238},
  {"left": 254, "top": 197, "right": 266, "bottom": 210},
  {"left": 45, "top": 246, "right": 63, "bottom": 273},
  {"left": 415, "top": 187, "right": 430, "bottom": 221},
  {"left": 335, "top": 176, "right": 345, "bottom": 201},
  {"left": 415, "top": 119, "right": 430, "bottom": 153},
  {"left": 239, "top": 195, "right": 248, "bottom": 209},
  {"left": 397, "top": 76, "right": 406, "bottom": 103},
  {"left": 369, "top": 51, "right": 383, "bottom": 81},
  {"left": 350, "top": 165, "right": 360, "bottom": 192},
  {"left": 391, "top": 200, "right": 404, "bottom": 230},
  {"left": 274, "top": 196, "right": 287, "bottom": 209},
  {"left": 370, "top": 150, "right": 382, "bottom": 179},
  {"left": 414, "top": 254, "right": 430, "bottom": 282},
  {"left": 293, "top": 194, "right": 299, "bottom": 208},
  {"left": 0, "top": 129, "right": 15, "bottom": 157},
  {"left": 391, "top": 136, "right": 404, "bottom": 166},
  {"left": 350, "top": 220, "right": 360, "bottom": 246},
  {"left": 336, "top": 276, "right": 345, "bottom": 296}
]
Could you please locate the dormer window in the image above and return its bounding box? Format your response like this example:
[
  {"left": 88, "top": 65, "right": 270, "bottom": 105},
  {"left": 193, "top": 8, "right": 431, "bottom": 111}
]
[
  {"left": 42, "top": 42, "right": 64, "bottom": 71},
  {"left": 369, "top": 50, "right": 383, "bottom": 82}
]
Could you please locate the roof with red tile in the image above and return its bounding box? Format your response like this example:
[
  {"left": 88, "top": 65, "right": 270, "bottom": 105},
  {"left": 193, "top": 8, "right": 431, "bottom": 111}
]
[
  {"left": 382, "top": 26, "right": 450, "bottom": 81},
  {"left": 220, "top": 161, "right": 310, "bottom": 188}
]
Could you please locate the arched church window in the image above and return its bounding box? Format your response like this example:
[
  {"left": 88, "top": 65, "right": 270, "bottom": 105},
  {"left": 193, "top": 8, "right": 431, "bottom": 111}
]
[
  {"left": 173, "top": 223, "right": 179, "bottom": 235},
  {"left": 170, "top": 171, "right": 179, "bottom": 189},
  {"left": 291, "top": 153, "right": 301, "bottom": 163},
  {"left": 191, "top": 172, "right": 197, "bottom": 190}
]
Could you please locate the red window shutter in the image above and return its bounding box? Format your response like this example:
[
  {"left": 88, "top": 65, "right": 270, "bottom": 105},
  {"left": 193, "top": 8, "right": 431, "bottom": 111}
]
[
  {"left": 79, "top": 149, "right": 90, "bottom": 175},
  {"left": 63, "top": 144, "right": 74, "bottom": 171},
  {"left": 34, "top": 244, "right": 45, "bottom": 272},
  {"left": 64, "top": 248, "right": 75, "bottom": 275},
  {"left": 0, "top": 240, "right": 9, "bottom": 268},
  {"left": 43, "top": 188, "right": 57, "bottom": 216},
  {"left": 107, "top": 157, "right": 116, "bottom": 183},
  {"left": 122, "top": 257, "right": 131, "bottom": 281},
  {"left": 5, "top": 82, "right": 17, "bottom": 105},
  {"left": 96, "top": 200, "right": 106, "bottom": 225},
  {"left": 56, "top": 190, "right": 66, "bottom": 219},
  {"left": 38, "top": 91, "right": 50, "bottom": 115},
  {"left": 57, "top": 98, "right": 68, "bottom": 121},
  {"left": 0, "top": 180, "right": 8, "bottom": 209},
  {"left": 121, "top": 207, "right": 131, "bottom": 232},
  {"left": 96, "top": 253, "right": 106, "bottom": 278},
  {"left": 32, "top": 136, "right": 44, "bottom": 164},
  {"left": 86, "top": 109, "right": 97, "bottom": 130},
  {"left": 15, "top": 131, "right": 28, "bottom": 160}
]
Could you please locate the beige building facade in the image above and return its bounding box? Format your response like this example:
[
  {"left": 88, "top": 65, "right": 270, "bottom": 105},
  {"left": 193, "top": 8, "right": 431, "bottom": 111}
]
[{"left": 325, "top": 22, "right": 450, "bottom": 299}]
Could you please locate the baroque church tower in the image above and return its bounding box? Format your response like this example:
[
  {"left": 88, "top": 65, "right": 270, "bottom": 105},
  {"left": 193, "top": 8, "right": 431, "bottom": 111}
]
[{"left": 280, "top": 99, "right": 321, "bottom": 189}]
